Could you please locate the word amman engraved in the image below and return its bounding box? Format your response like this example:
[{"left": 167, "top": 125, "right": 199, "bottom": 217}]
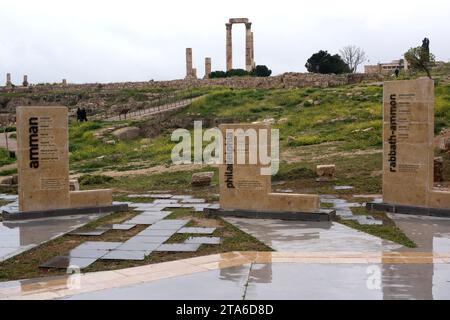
[{"left": 28, "top": 117, "right": 39, "bottom": 168}]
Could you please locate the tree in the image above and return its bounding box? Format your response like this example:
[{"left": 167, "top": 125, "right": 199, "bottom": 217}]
[
  {"left": 226, "top": 69, "right": 249, "bottom": 77},
  {"left": 250, "top": 65, "right": 272, "bottom": 77},
  {"left": 209, "top": 71, "right": 227, "bottom": 78},
  {"left": 404, "top": 38, "right": 435, "bottom": 79},
  {"left": 305, "top": 50, "right": 350, "bottom": 74},
  {"left": 339, "top": 45, "right": 366, "bottom": 73}
]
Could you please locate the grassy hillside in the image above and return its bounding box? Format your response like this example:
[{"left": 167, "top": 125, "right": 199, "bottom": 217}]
[{"left": 1, "top": 82, "right": 449, "bottom": 196}]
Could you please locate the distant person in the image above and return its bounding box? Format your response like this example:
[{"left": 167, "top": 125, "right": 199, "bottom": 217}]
[
  {"left": 76, "top": 108, "right": 82, "bottom": 122},
  {"left": 394, "top": 67, "right": 400, "bottom": 78},
  {"left": 81, "top": 108, "right": 88, "bottom": 122}
]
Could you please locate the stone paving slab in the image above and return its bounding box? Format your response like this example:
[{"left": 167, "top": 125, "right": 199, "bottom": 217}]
[
  {"left": 177, "top": 227, "right": 216, "bottom": 234},
  {"left": 180, "top": 199, "right": 206, "bottom": 203},
  {"left": 67, "top": 249, "right": 109, "bottom": 259},
  {"left": 138, "top": 228, "right": 178, "bottom": 237},
  {"left": 116, "top": 242, "right": 160, "bottom": 252},
  {"left": 153, "top": 199, "right": 179, "bottom": 204},
  {"left": 184, "top": 237, "right": 221, "bottom": 245},
  {"left": 101, "top": 250, "right": 146, "bottom": 261},
  {"left": 126, "top": 235, "right": 170, "bottom": 244},
  {"left": 112, "top": 223, "right": 137, "bottom": 230},
  {"left": 69, "top": 229, "right": 109, "bottom": 236},
  {"left": 74, "top": 241, "right": 122, "bottom": 250},
  {"left": 147, "top": 219, "right": 188, "bottom": 230},
  {"left": 156, "top": 243, "right": 201, "bottom": 252}
]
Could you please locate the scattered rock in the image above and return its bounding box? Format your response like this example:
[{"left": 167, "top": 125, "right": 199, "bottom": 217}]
[
  {"left": 313, "top": 100, "right": 321, "bottom": 105},
  {"left": 278, "top": 117, "right": 288, "bottom": 124},
  {"left": 69, "top": 179, "right": 80, "bottom": 191},
  {"left": 316, "top": 164, "right": 336, "bottom": 182},
  {"left": 0, "top": 174, "right": 18, "bottom": 186},
  {"left": 112, "top": 126, "right": 140, "bottom": 141},
  {"left": 104, "top": 140, "right": 116, "bottom": 145},
  {"left": 362, "top": 127, "right": 374, "bottom": 132},
  {"left": 191, "top": 171, "right": 214, "bottom": 187},
  {"left": 263, "top": 118, "right": 275, "bottom": 124}
]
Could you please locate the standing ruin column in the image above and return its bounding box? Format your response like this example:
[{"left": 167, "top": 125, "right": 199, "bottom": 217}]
[
  {"left": 185, "top": 48, "right": 193, "bottom": 79},
  {"left": 245, "top": 22, "right": 252, "bottom": 72},
  {"left": 6, "top": 73, "right": 12, "bottom": 87},
  {"left": 23, "top": 75, "right": 29, "bottom": 87},
  {"left": 226, "top": 23, "right": 233, "bottom": 71},
  {"left": 204, "top": 57, "right": 211, "bottom": 79},
  {"left": 250, "top": 31, "right": 255, "bottom": 69}
]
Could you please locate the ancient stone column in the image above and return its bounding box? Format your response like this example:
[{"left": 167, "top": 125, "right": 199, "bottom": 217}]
[
  {"left": 185, "top": 48, "right": 193, "bottom": 79},
  {"left": 245, "top": 22, "right": 252, "bottom": 72},
  {"left": 23, "top": 75, "right": 29, "bottom": 87},
  {"left": 6, "top": 73, "right": 11, "bottom": 87},
  {"left": 192, "top": 68, "right": 197, "bottom": 79},
  {"left": 226, "top": 23, "right": 232, "bottom": 71},
  {"left": 250, "top": 31, "right": 255, "bottom": 68},
  {"left": 204, "top": 57, "right": 211, "bottom": 79},
  {"left": 62, "top": 79, "right": 67, "bottom": 86}
]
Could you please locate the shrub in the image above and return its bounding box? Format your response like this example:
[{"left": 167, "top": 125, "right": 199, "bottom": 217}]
[
  {"left": 209, "top": 71, "right": 227, "bottom": 78},
  {"left": 226, "top": 69, "right": 250, "bottom": 77},
  {"left": 250, "top": 65, "right": 272, "bottom": 77}
]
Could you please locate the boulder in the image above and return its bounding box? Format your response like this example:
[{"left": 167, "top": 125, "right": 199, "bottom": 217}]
[
  {"left": 316, "top": 164, "right": 336, "bottom": 182},
  {"left": 112, "top": 126, "right": 140, "bottom": 141},
  {"left": 191, "top": 171, "right": 214, "bottom": 187},
  {"left": 69, "top": 179, "right": 80, "bottom": 191},
  {"left": 0, "top": 174, "right": 18, "bottom": 186}
]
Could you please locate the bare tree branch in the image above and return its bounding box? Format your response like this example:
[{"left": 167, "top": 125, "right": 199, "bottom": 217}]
[{"left": 339, "top": 45, "right": 366, "bottom": 73}]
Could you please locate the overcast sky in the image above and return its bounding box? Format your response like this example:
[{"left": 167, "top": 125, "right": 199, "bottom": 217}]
[{"left": 1, "top": 0, "right": 449, "bottom": 84}]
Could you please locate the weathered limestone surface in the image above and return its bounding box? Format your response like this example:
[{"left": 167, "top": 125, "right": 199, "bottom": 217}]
[
  {"left": 112, "top": 126, "right": 140, "bottom": 140},
  {"left": 70, "top": 189, "right": 112, "bottom": 208},
  {"left": 382, "top": 78, "right": 450, "bottom": 208},
  {"left": 226, "top": 23, "right": 232, "bottom": 71},
  {"left": 16, "top": 106, "right": 113, "bottom": 212},
  {"left": 204, "top": 57, "right": 211, "bottom": 79},
  {"left": 191, "top": 171, "right": 214, "bottom": 187},
  {"left": 219, "top": 123, "right": 319, "bottom": 213},
  {"left": 17, "top": 106, "right": 71, "bottom": 212}
]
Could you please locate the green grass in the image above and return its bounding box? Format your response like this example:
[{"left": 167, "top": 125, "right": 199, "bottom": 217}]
[
  {"left": 338, "top": 207, "right": 417, "bottom": 248},
  {"left": 0, "top": 148, "right": 15, "bottom": 167},
  {"left": 0, "top": 207, "right": 271, "bottom": 281}
]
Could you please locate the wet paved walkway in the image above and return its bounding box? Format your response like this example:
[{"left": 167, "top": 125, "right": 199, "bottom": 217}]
[
  {"left": 2, "top": 192, "right": 450, "bottom": 299},
  {"left": 1, "top": 251, "right": 449, "bottom": 299}
]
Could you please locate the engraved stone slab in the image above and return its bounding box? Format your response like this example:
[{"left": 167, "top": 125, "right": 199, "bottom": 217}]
[
  {"left": 218, "top": 123, "right": 319, "bottom": 213},
  {"left": 16, "top": 106, "right": 70, "bottom": 212},
  {"left": 382, "top": 78, "right": 450, "bottom": 208}
]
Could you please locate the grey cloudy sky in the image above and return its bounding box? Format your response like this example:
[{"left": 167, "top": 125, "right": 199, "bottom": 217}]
[{"left": 1, "top": 0, "right": 449, "bottom": 84}]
